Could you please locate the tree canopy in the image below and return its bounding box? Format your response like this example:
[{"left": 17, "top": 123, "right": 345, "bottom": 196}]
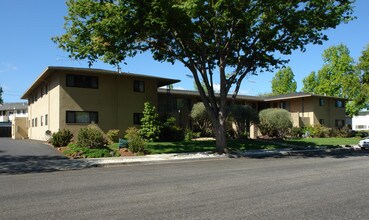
[
  {"left": 271, "top": 67, "right": 297, "bottom": 95},
  {"left": 302, "top": 44, "right": 362, "bottom": 116},
  {"left": 53, "top": 0, "right": 354, "bottom": 153}
]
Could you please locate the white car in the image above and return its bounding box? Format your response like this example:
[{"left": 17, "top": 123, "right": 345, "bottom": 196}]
[{"left": 359, "top": 138, "right": 369, "bottom": 149}]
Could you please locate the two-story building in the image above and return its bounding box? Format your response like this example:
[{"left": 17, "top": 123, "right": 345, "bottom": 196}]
[
  {"left": 0, "top": 102, "right": 28, "bottom": 137},
  {"left": 20, "top": 66, "right": 348, "bottom": 140}
]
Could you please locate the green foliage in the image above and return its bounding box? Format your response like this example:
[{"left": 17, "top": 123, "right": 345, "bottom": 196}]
[
  {"left": 354, "top": 44, "right": 369, "bottom": 111},
  {"left": 291, "top": 127, "right": 304, "bottom": 138},
  {"left": 63, "top": 143, "right": 119, "bottom": 158},
  {"left": 54, "top": 0, "right": 354, "bottom": 152},
  {"left": 229, "top": 104, "right": 259, "bottom": 139},
  {"left": 77, "top": 126, "right": 109, "bottom": 149},
  {"left": 190, "top": 102, "right": 213, "bottom": 136},
  {"left": 184, "top": 129, "right": 201, "bottom": 142},
  {"left": 159, "top": 117, "right": 183, "bottom": 142},
  {"left": 0, "top": 87, "right": 3, "bottom": 104},
  {"left": 125, "top": 127, "right": 147, "bottom": 154},
  {"left": 302, "top": 125, "right": 331, "bottom": 138},
  {"left": 139, "top": 102, "right": 161, "bottom": 142},
  {"left": 106, "top": 129, "right": 120, "bottom": 143},
  {"left": 259, "top": 108, "right": 293, "bottom": 138},
  {"left": 271, "top": 67, "right": 297, "bottom": 95},
  {"left": 302, "top": 44, "right": 361, "bottom": 116},
  {"left": 51, "top": 129, "right": 74, "bottom": 147}
]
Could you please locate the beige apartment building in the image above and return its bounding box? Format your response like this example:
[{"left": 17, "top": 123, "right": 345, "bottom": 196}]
[
  {"left": 20, "top": 66, "right": 178, "bottom": 140},
  {"left": 20, "top": 66, "right": 347, "bottom": 140}
]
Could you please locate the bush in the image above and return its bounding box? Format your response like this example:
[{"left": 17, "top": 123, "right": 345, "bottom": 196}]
[
  {"left": 190, "top": 102, "right": 213, "bottom": 136},
  {"left": 77, "top": 126, "right": 109, "bottom": 149},
  {"left": 159, "top": 117, "right": 183, "bottom": 141},
  {"left": 303, "top": 125, "right": 331, "bottom": 138},
  {"left": 291, "top": 127, "right": 304, "bottom": 138},
  {"left": 106, "top": 129, "right": 120, "bottom": 143},
  {"left": 229, "top": 104, "right": 259, "bottom": 139},
  {"left": 184, "top": 129, "right": 201, "bottom": 141},
  {"left": 258, "top": 108, "right": 292, "bottom": 138},
  {"left": 51, "top": 129, "right": 74, "bottom": 147},
  {"left": 125, "top": 127, "right": 147, "bottom": 154},
  {"left": 63, "top": 143, "right": 119, "bottom": 158}
]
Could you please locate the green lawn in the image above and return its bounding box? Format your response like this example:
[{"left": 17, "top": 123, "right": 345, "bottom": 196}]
[{"left": 109, "top": 137, "right": 362, "bottom": 155}]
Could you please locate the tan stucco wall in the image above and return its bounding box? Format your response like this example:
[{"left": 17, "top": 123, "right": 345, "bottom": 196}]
[
  {"left": 57, "top": 71, "right": 159, "bottom": 138},
  {"left": 27, "top": 75, "right": 60, "bottom": 140},
  {"left": 12, "top": 117, "right": 28, "bottom": 139},
  {"left": 312, "top": 97, "right": 346, "bottom": 128}
]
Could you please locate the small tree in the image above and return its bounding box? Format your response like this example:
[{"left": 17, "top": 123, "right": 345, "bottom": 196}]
[
  {"left": 229, "top": 105, "right": 259, "bottom": 138},
  {"left": 77, "top": 126, "right": 109, "bottom": 148},
  {"left": 259, "top": 108, "right": 292, "bottom": 138},
  {"left": 190, "top": 102, "right": 213, "bottom": 136},
  {"left": 139, "top": 102, "right": 161, "bottom": 142},
  {"left": 271, "top": 67, "right": 297, "bottom": 95},
  {"left": 125, "top": 127, "right": 147, "bottom": 154}
]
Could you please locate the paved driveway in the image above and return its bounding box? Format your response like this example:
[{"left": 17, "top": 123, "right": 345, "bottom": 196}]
[
  {"left": 0, "top": 138, "right": 65, "bottom": 159},
  {"left": 0, "top": 138, "right": 89, "bottom": 174}
]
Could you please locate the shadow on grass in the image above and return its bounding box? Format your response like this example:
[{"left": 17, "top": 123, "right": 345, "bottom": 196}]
[{"left": 0, "top": 155, "right": 91, "bottom": 175}]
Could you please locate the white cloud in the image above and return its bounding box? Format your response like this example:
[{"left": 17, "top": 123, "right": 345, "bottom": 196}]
[
  {"left": 173, "top": 86, "right": 186, "bottom": 90},
  {"left": 213, "top": 83, "right": 220, "bottom": 92},
  {"left": 0, "top": 63, "right": 18, "bottom": 73}
]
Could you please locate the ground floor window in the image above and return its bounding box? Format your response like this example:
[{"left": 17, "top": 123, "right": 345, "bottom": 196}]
[
  {"left": 319, "top": 119, "right": 325, "bottom": 126},
  {"left": 66, "top": 111, "right": 98, "bottom": 124},
  {"left": 335, "top": 120, "right": 345, "bottom": 128},
  {"left": 355, "top": 125, "right": 367, "bottom": 129},
  {"left": 133, "top": 113, "right": 143, "bottom": 125}
]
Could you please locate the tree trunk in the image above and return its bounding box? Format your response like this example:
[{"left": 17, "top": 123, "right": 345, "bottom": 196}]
[{"left": 213, "top": 118, "right": 228, "bottom": 154}]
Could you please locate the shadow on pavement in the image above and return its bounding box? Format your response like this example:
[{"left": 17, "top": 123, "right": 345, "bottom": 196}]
[
  {"left": 0, "top": 155, "right": 92, "bottom": 175},
  {"left": 242, "top": 149, "right": 369, "bottom": 159}
]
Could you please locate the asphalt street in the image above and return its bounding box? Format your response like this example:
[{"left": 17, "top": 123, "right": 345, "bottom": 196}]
[{"left": 1, "top": 154, "right": 369, "bottom": 219}]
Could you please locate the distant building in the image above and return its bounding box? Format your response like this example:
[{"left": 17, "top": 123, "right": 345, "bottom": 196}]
[
  {"left": 0, "top": 102, "right": 28, "bottom": 137},
  {"left": 352, "top": 109, "right": 369, "bottom": 131},
  {"left": 0, "top": 102, "right": 28, "bottom": 122}
]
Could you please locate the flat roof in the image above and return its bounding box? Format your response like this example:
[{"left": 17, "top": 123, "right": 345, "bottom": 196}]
[
  {"left": 0, "top": 102, "right": 28, "bottom": 111},
  {"left": 263, "top": 92, "right": 348, "bottom": 101},
  {"left": 21, "top": 66, "right": 180, "bottom": 99}
]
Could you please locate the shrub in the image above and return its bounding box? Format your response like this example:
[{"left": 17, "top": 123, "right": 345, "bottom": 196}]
[
  {"left": 159, "top": 117, "right": 183, "bottom": 141},
  {"left": 63, "top": 143, "right": 119, "bottom": 158},
  {"left": 184, "top": 129, "right": 201, "bottom": 141},
  {"left": 106, "top": 129, "right": 120, "bottom": 143},
  {"left": 190, "top": 102, "right": 213, "bottom": 136},
  {"left": 51, "top": 129, "right": 74, "bottom": 147},
  {"left": 303, "top": 125, "right": 331, "bottom": 138},
  {"left": 291, "top": 127, "right": 304, "bottom": 138},
  {"left": 258, "top": 108, "right": 292, "bottom": 138},
  {"left": 139, "top": 102, "right": 162, "bottom": 142},
  {"left": 77, "top": 126, "right": 109, "bottom": 149},
  {"left": 125, "top": 127, "right": 147, "bottom": 154}
]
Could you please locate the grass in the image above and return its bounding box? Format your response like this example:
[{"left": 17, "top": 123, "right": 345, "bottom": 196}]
[{"left": 108, "top": 137, "right": 362, "bottom": 155}]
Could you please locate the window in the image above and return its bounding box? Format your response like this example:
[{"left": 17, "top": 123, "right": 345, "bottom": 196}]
[
  {"left": 45, "top": 114, "right": 48, "bottom": 126},
  {"left": 335, "top": 100, "right": 344, "bottom": 108},
  {"left": 355, "top": 125, "right": 366, "bottom": 129},
  {"left": 280, "top": 101, "right": 290, "bottom": 111},
  {"left": 335, "top": 120, "right": 345, "bottom": 128},
  {"left": 35, "top": 118, "right": 38, "bottom": 127},
  {"left": 32, "top": 119, "right": 34, "bottom": 127},
  {"left": 41, "top": 116, "right": 43, "bottom": 126},
  {"left": 66, "top": 74, "right": 98, "bottom": 89},
  {"left": 319, "top": 119, "right": 325, "bottom": 126},
  {"left": 45, "top": 84, "right": 48, "bottom": 93},
  {"left": 133, "top": 113, "right": 143, "bottom": 125},
  {"left": 66, "top": 111, "right": 98, "bottom": 124},
  {"left": 319, "top": 98, "right": 324, "bottom": 106},
  {"left": 133, "top": 80, "right": 145, "bottom": 92},
  {"left": 41, "top": 87, "right": 44, "bottom": 97}
]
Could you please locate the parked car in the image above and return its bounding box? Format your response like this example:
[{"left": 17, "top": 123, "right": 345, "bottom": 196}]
[{"left": 359, "top": 138, "right": 369, "bottom": 149}]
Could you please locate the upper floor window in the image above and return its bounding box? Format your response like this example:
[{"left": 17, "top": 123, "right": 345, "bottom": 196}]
[
  {"left": 66, "top": 111, "right": 98, "bottom": 124},
  {"left": 319, "top": 98, "right": 324, "bottom": 106},
  {"left": 134, "top": 80, "right": 145, "bottom": 92},
  {"left": 335, "top": 100, "right": 344, "bottom": 108},
  {"left": 66, "top": 74, "right": 98, "bottom": 89}
]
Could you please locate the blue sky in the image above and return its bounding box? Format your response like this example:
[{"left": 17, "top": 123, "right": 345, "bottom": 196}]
[{"left": 1, "top": 0, "right": 368, "bottom": 102}]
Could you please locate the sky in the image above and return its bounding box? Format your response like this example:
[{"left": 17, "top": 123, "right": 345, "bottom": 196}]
[{"left": 1, "top": 0, "right": 369, "bottom": 103}]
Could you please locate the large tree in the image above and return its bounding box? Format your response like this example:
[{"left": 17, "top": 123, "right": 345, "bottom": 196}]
[
  {"left": 302, "top": 44, "right": 361, "bottom": 116},
  {"left": 355, "top": 44, "right": 369, "bottom": 110},
  {"left": 53, "top": 0, "right": 354, "bottom": 153},
  {"left": 271, "top": 67, "right": 297, "bottom": 95},
  {"left": 0, "top": 87, "right": 3, "bottom": 104}
]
